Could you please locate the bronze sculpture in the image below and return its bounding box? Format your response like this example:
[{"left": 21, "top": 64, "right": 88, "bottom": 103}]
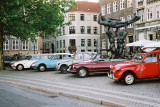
[{"left": 98, "top": 13, "right": 140, "bottom": 59}]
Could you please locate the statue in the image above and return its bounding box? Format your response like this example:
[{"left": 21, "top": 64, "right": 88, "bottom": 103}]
[
  {"left": 98, "top": 13, "right": 140, "bottom": 59},
  {"left": 116, "top": 26, "right": 128, "bottom": 58}
]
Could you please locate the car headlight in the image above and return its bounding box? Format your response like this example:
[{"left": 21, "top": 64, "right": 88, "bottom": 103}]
[
  {"left": 32, "top": 63, "right": 37, "bottom": 67},
  {"left": 10, "top": 61, "right": 15, "bottom": 65},
  {"left": 116, "top": 66, "right": 121, "bottom": 71}
]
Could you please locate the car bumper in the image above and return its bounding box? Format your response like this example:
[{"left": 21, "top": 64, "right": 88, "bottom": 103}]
[{"left": 108, "top": 71, "right": 118, "bottom": 80}]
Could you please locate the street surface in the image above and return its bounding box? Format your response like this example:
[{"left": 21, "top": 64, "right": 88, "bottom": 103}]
[
  {"left": 0, "top": 83, "right": 107, "bottom": 107},
  {"left": 0, "top": 67, "right": 160, "bottom": 106}
]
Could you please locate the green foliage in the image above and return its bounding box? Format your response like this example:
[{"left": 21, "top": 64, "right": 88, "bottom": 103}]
[{"left": 0, "top": 0, "right": 76, "bottom": 40}]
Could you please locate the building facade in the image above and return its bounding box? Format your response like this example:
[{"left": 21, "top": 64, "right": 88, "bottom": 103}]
[
  {"left": 136, "top": 0, "right": 160, "bottom": 42},
  {"left": 99, "top": 0, "right": 135, "bottom": 55},
  {"left": 43, "top": 1, "right": 100, "bottom": 54},
  {"left": 3, "top": 37, "right": 43, "bottom": 56}
]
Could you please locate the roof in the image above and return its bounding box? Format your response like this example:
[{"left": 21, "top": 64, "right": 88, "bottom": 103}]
[{"left": 69, "top": 1, "right": 100, "bottom": 13}]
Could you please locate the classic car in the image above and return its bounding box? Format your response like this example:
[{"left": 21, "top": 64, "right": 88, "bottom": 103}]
[
  {"left": 108, "top": 50, "right": 160, "bottom": 85},
  {"left": 11, "top": 54, "right": 53, "bottom": 70},
  {"left": 56, "top": 52, "right": 97, "bottom": 73},
  {"left": 67, "top": 54, "right": 125, "bottom": 77},
  {"left": 3, "top": 55, "right": 26, "bottom": 65},
  {"left": 31, "top": 53, "right": 73, "bottom": 72}
]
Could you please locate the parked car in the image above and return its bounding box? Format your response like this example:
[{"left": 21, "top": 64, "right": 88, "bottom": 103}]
[
  {"left": 11, "top": 54, "right": 53, "bottom": 70},
  {"left": 3, "top": 55, "right": 26, "bottom": 65},
  {"left": 56, "top": 52, "right": 97, "bottom": 73},
  {"left": 108, "top": 50, "right": 160, "bottom": 85},
  {"left": 67, "top": 54, "right": 125, "bottom": 77},
  {"left": 31, "top": 53, "right": 73, "bottom": 72}
]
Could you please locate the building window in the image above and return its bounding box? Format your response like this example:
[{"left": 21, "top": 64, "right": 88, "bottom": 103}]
[
  {"left": 127, "top": 0, "right": 132, "bottom": 8},
  {"left": 87, "top": 39, "right": 91, "bottom": 47},
  {"left": 80, "top": 26, "right": 85, "bottom": 34},
  {"left": 12, "top": 40, "right": 19, "bottom": 50},
  {"left": 120, "top": 0, "right": 125, "bottom": 10},
  {"left": 69, "top": 39, "right": 76, "bottom": 46},
  {"left": 63, "top": 40, "right": 65, "bottom": 47},
  {"left": 57, "top": 41, "right": 59, "bottom": 48},
  {"left": 113, "top": 1, "right": 118, "bottom": 12},
  {"left": 120, "top": 17, "right": 125, "bottom": 29},
  {"left": 101, "top": 5, "right": 105, "bottom": 15},
  {"left": 69, "top": 14, "right": 75, "bottom": 21},
  {"left": 94, "top": 39, "right": 97, "bottom": 47},
  {"left": 87, "top": 26, "right": 91, "bottom": 34},
  {"left": 81, "top": 50, "right": 85, "bottom": 52},
  {"left": 63, "top": 27, "right": 65, "bottom": 35},
  {"left": 156, "top": 6, "right": 160, "bottom": 19},
  {"left": 107, "top": 4, "right": 111, "bottom": 14},
  {"left": 3, "top": 40, "right": 9, "bottom": 50},
  {"left": 60, "top": 40, "right": 62, "bottom": 48},
  {"left": 149, "top": 34, "right": 153, "bottom": 40},
  {"left": 94, "top": 27, "right": 97, "bottom": 34},
  {"left": 81, "top": 39, "right": 85, "bottom": 47},
  {"left": 32, "top": 41, "right": 38, "bottom": 50},
  {"left": 22, "top": 40, "right": 29, "bottom": 50},
  {"left": 137, "top": 9, "right": 144, "bottom": 22},
  {"left": 69, "top": 26, "right": 75, "bottom": 34},
  {"left": 127, "top": 15, "right": 132, "bottom": 28},
  {"left": 93, "top": 15, "right": 97, "bottom": 21},
  {"left": 80, "top": 14, "right": 85, "bottom": 21},
  {"left": 147, "top": 8, "right": 152, "bottom": 21}
]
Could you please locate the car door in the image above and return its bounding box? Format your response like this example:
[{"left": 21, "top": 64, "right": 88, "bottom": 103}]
[
  {"left": 92, "top": 60, "right": 109, "bottom": 72},
  {"left": 141, "top": 53, "right": 159, "bottom": 78}
]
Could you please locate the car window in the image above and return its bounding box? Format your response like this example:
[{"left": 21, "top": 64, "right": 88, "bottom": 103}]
[
  {"left": 31, "top": 56, "right": 40, "bottom": 60},
  {"left": 74, "top": 54, "right": 83, "bottom": 60},
  {"left": 83, "top": 54, "right": 92, "bottom": 60},
  {"left": 40, "top": 56, "right": 48, "bottom": 60},
  {"left": 158, "top": 53, "right": 160, "bottom": 62},
  {"left": 145, "top": 53, "right": 157, "bottom": 63}
]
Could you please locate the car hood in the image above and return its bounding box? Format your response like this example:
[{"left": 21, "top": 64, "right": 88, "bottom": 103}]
[{"left": 114, "top": 61, "right": 139, "bottom": 69}]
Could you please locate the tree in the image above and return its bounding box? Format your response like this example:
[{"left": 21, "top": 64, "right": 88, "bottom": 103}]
[{"left": 0, "top": 0, "right": 76, "bottom": 70}]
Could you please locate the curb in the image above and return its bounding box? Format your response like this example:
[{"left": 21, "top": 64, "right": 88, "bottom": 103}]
[{"left": 0, "top": 80, "right": 125, "bottom": 107}]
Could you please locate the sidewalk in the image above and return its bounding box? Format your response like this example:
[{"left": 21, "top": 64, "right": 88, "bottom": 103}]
[{"left": 0, "top": 69, "right": 160, "bottom": 107}]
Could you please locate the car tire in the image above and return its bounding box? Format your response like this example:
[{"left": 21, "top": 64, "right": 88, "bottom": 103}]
[
  {"left": 60, "top": 65, "right": 68, "bottom": 74},
  {"left": 16, "top": 64, "right": 24, "bottom": 71},
  {"left": 122, "top": 72, "right": 135, "bottom": 85},
  {"left": 77, "top": 68, "right": 88, "bottom": 78},
  {"left": 38, "top": 65, "right": 46, "bottom": 72}
]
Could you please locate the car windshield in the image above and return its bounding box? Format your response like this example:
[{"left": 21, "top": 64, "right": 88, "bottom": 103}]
[
  {"left": 131, "top": 53, "right": 145, "bottom": 63},
  {"left": 92, "top": 54, "right": 101, "bottom": 61}
]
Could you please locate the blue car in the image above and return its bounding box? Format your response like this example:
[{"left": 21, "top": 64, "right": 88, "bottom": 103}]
[{"left": 31, "top": 55, "right": 72, "bottom": 72}]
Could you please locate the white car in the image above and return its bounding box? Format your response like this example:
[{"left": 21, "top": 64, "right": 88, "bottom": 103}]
[
  {"left": 11, "top": 54, "right": 53, "bottom": 70},
  {"left": 56, "top": 52, "right": 97, "bottom": 73}
]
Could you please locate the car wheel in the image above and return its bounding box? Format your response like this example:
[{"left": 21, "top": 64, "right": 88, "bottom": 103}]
[
  {"left": 16, "top": 64, "right": 24, "bottom": 71},
  {"left": 38, "top": 65, "right": 46, "bottom": 72},
  {"left": 60, "top": 65, "right": 68, "bottom": 74},
  {"left": 77, "top": 68, "right": 88, "bottom": 78},
  {"left": 122, "top": 72, "right": 135, "bottom": 85}
]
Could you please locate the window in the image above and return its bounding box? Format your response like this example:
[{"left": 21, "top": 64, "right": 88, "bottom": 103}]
[
  {"left": 94, "top": 39, "right": 97, "bottom": 47},
  {"left": 137, "top": 9, "right": 144, "bottom": 22},
  {"left": 107, "top": 4, "right": 111, "bottom": 14},
  {"left": 145, "top": 53, "right": 157, "bottom": 63},
  {"left": 120, "top": 17, "right": 125, "bottom": 29},
  {"left": 80, "top": 26, "right": 85, "bottom": 34},
  {"left": 60, "top": 40, "right": 62, "bottom": 48},
  {"left": 127, "top": 15, "right": 132, "bottom": 28},
  {"left": 93, "top": 15, "right": 97, "bottom": 21},
  {"left": 149, "top": 34, "right": 153, "bottom": 40},
  {"left": 32, "top": 41, "right": 38, "bottom": 50},
  {"left": 69, "top": 26, "right": 75, "bottom": 34},
  {"left": 22, "top": 40, "right": 29, "bottom": 50},
  {"left": 87, "top": 39, "right": 91, "bottom": 47},
  {"left": 101, "top": 5, "right": 105, "bottom": 15},
  {"left": 156, "top": 6, "right": 160, "bottom": 19},
  {"left": 3, "top": 40, "right": 9, "bottom": 50},
  {"left": 12, "top": 40, "right": 19, "bottom": 50},
  {"left": 127, "top": 0, "right": 132, "bottom": 8},
  {"left": 69, "top": 14, "right": 75, "bottom": 21},
  {"left": 113, "top": 1, "right": 118, "bottom": 12},
  {"left": 57, "top": 41, "right": 59, "bottom": 48},
  {"left": 81, "top": 39, "right": 85, "bottom": 47},
  {"left": 63, "top": 40, "right": 65, "bottom": 47},
  {"left": 81, "top": 50, "right": 85, "bottom": 52},
  {"left": 94, "top": 27, "right": 97, "bottom": 34},
  {"left": 63, "top": 27, "right": 65, "bottom": 35},
  {"left": 120, "top": 0, "right": 125, "bottom": 10},
  {"left": 147, "top": 8, "right": 152, "bottom": 21},
  {"left": 69, "top": 39, "right": 76, "bottom": 46},
  {"left": 80, "top": 14, "right": 84, "bottom": 21},
  {"left": 87, "top": 26, "right": 91, "bottom": 34}
]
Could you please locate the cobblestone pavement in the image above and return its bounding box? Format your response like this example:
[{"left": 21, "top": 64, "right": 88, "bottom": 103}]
[{"left": 0, "top": 67, "right": 160, "bottom": 106}]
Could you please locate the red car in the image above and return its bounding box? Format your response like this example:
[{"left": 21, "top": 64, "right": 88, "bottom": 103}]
[
  {"left": 108, "top": 50, "right": 160, "bottom": 85},
  {"left": 67, "top": 55, "right": 125, "bottom": 77}
]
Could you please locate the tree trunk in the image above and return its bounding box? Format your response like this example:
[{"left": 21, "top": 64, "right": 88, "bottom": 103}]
[{"left": 0, "top": 22, "right": 5, "bottom": 70}]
